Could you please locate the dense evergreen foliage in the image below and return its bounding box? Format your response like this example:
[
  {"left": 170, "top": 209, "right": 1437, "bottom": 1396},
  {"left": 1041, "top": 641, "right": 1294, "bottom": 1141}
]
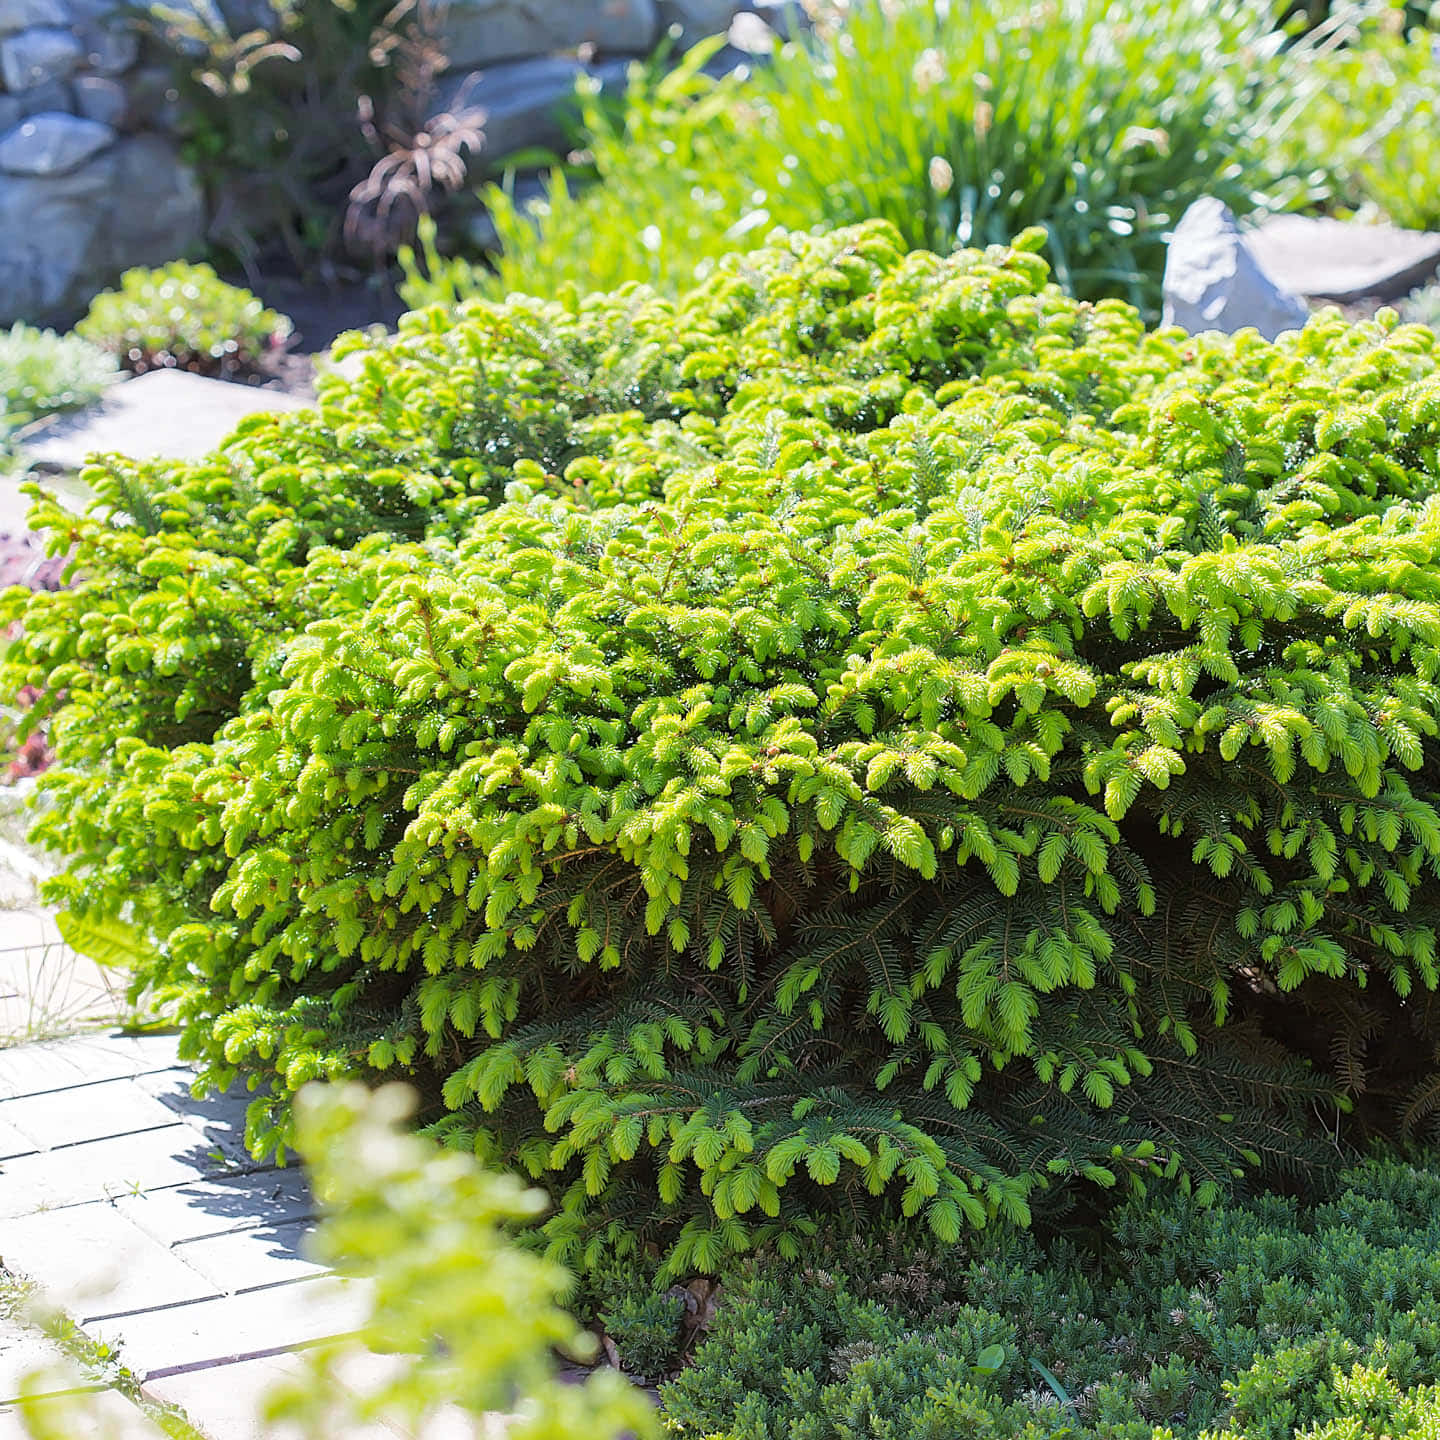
[
  {"left": 662, "top": 1157, "right": 1440, "bottom": 1440},
  {"left": 10, "top": 222, "right": 1440, "bottom": 1270}
]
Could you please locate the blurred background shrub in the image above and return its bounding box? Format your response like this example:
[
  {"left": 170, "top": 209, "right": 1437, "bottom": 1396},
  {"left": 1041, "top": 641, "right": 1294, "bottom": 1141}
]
[{"left": 76, "top": 262, "right": 292, "bottom": 382}]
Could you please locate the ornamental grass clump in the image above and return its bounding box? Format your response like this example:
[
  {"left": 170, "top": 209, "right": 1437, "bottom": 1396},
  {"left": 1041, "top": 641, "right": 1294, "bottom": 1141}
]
[{"left": 9, "top": 222, "right": 1440, "bottom": 1272}]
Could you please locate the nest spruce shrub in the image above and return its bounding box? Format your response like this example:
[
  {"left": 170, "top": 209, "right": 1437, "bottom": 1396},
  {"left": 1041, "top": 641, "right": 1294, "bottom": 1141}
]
[
  {"left": 10, "top": 221, "right": 1440, "bottom": 1274},
  {"left": 76, "top": 262, "right": 293, "bottom": 381}
]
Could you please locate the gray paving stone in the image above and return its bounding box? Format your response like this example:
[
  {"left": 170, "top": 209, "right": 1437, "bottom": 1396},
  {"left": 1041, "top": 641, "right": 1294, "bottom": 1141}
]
[
  {"left": 115, "top": 1168, "right": 315, "bottom": 1246},
  {"left": 0, "top": 1076, "right": 181, "bottom": 1151},
  {"left": 134, "top": 1068, "right": 255, "bottom": 1139},
  {"left": 0, "top": 1385, "right": 166, "bottom": 1439},
  {"left": 0, "top": 1032, "right": 181, "bottom": 1099},
  {"left": 143, "top": 1352, "right": 343, "bottom": 1440},
  {"left": 0, "top": 1124, "right": 225, "bottom": 1218},
  {"left": 20, "top": 369, "right": 308, "bottom": 472},
  {"left": 0, "top": 1202, "right": 218, "bottom": 1321},
  {"left": 0, "top": 1324, "right": 68, "bottom": 1407},
  {"left": 173, "top": 1220, "right": 324, "bottom": 1295},
  {"left": 108, "top": 1276, "right": 373, "bottom": 1379},
  {"left": 318, "top": 1351, "right": 507, "bottom": 1440},
  {"left": 0, "top": 1116, "right": 37, "bottom": 1161}
]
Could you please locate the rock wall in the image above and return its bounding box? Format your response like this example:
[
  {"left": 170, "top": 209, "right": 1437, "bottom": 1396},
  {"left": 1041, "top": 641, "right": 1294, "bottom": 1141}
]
[
  {"left": 0, "top": 0, "right": 792, "bottom": 327},
  {"left": 0, "top": 0, "right": 203, "bottom": 326},
  {"left": 430, "top": 0, "right": 785, "bottom": 155}
]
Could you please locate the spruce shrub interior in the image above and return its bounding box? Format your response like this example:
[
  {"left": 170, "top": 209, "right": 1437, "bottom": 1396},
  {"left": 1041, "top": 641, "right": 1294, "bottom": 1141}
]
[{"left": 10, "top": 222, "right": 1440, "bottom": 1272}]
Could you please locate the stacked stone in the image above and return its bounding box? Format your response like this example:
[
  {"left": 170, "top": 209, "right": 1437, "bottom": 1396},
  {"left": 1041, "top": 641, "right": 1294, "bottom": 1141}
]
[
  {"left": 430, "top": 0, "right": 794, "bottom": 246},
  {"left": 0, "top": 0, "right": 202, "bottom": 325}
]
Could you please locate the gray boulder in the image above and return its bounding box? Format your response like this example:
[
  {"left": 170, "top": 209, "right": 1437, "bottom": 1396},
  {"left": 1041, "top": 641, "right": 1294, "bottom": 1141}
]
[
  {"left": 0, "top": 153, "right": 112, "bottom": 321},
  {"left": 124, "top": 65, "right": 181, "bottom": 131},
  {"left": 98, "top": 132, "right": 204, "bottom": 270},
  {"left": 1245, "top": 214, "right": 1440, "bottom": 305},
  {"left": 0, "top": 0, "right": 69, "bottom": 31},
  {"left": 1161, "top": 197, "right": 1308, "bottom": 341},
  {"left": 437, "top": 0, "right": 657, "bottom": 70},
  {"left": 430, "top": 55, "right": 632, "bottom": 161},
  {"left": 0, "top": 113, "right": 113, "bottom": 176},
  {"left": 656, "top": 0, "right": 736, "bottom": 46},
  {"left": 0, "top": 134, "right": 203, "bottom": 325},
  {"left": 1, "top": 25, "right": 83, "bottom": 90},
  {"left": 0, "top": 79, "right": 75, "bottom": 135},
  {"left": 15, "top": 76, "right": 74, "bottom": 115}
]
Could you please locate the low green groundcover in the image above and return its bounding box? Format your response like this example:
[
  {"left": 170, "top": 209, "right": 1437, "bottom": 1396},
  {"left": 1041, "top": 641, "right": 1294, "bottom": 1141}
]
[
  {"left": 8, "top": 221, "right": 1440, "bottom": 1274},
  {"left": 657, "top": 1156, "right": 1440, "bottom": 1439}
]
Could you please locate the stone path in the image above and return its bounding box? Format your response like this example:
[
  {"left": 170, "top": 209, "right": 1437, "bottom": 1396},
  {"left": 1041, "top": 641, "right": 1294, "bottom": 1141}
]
[
  {"left": 0, "top": 1030, "right": 383, "bottom": 1439},
  {"left": 16, "top": 369, "right": 308, "bottom": 475}
]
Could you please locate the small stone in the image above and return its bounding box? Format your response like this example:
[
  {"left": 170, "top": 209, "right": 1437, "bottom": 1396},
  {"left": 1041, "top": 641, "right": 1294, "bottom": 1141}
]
[
  {"left": 78, "top": 19, "right": 137, "bottom": 74},
  {"left": 0, "top": 0, "right": 68, "bottom": 32},
  {"left": 0, "top": 96, "right": 19, "bottom": 134},
  {"left": 438, "top": 0, "right": 657, "bottom": 69},
  {"left": 727, "top": 9, "right": 777, "bottom": 53},
  {"left": 0, "top": 112, "right": 112, "bottom": 177},
  {"left": 1161, "top": 197, "right": 1308, "bottom": 341},
  {"left": 12, "top": 76, "right": 74, "bottom": 119},
  {"left": 0, "top": 26, "right": 83, "bottom": 90},
  {"left": 1245, "top": 213, "right": 1440, "bottom": 305},
  {"left": 72, "top": 73, "right": 126, "bottom": 127}
]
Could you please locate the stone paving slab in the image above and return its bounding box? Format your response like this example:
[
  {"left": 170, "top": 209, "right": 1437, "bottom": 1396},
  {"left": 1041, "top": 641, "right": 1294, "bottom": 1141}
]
[
  {"left": 0, "top": 1326, "right": 69, "bottom": 1408},
  {"left": 144, "top": 1351, "right": 413, "bottom": 1440},
  {"left": 17, "top": 370, "right": 310, "bottom": 474},
  {"left": 133, "top": 1069, "right": 259, "bottom": 1155},
  {"left": 173, "top": 1221, "right": 325, "bottom": 1296},
  {"left": 0, "top": 1119, "right": 36, "bottom": 1163},
  {"left": 0, "top": 1029, "right": 390, "bottom": 1438},
  {"left": 1, "top": 1076, "right": 182, "bottom": 1151},
  {"left": 0, "top": 1203, "right": 219, "bottom": 1323},
  {"left": 115, "top": 1170, "right": 316, "bottom": 1246},
  {"left": 1247, "top": 214, "right": 1440, "bottom": 303},
  {"left": 0, "top": 1384, "right": 166, "bottom": 1439},
  {"left": 111, "top": 1276, "right": 373, "bottom": 1380},
  {"left": 0, "top": 1123, "right": 233, "bottom": 1219},
  {"left": 0, "top": 1032, "right": 182, "bottom": 1099}
]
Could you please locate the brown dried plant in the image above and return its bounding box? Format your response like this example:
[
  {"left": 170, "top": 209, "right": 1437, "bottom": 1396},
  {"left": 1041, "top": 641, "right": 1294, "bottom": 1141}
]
[{"left": 344, "top": 0, "right": 487, "bottom": 261}]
